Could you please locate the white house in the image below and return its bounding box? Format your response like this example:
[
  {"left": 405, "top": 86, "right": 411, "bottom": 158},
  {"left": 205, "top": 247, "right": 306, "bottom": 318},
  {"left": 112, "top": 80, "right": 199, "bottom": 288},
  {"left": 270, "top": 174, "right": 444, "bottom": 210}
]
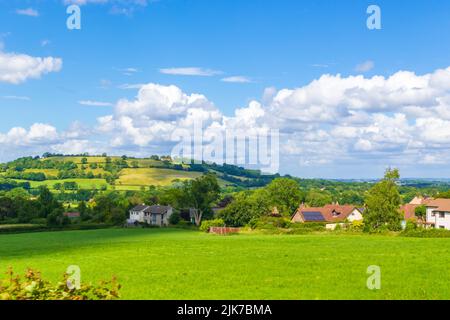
[
  {"left": 129, "top": 204, "right": 173, "bottom": 226},
  {"left": 425, "top": 199, "right": 450, "bottom": 230}
]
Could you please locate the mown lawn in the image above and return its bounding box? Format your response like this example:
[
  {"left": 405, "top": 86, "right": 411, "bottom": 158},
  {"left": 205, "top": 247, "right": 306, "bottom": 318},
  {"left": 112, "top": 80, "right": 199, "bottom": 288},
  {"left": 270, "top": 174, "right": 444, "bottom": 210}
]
[{"left": 0, "top": 228, "right": 449, "bottom": 300}]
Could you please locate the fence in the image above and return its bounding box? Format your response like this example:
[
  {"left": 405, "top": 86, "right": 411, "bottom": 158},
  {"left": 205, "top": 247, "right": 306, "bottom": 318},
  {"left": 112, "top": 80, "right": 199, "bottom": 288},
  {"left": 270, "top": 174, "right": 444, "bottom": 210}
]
[{"left": 209, "top": 227, "right": 241, "bottom": 235}]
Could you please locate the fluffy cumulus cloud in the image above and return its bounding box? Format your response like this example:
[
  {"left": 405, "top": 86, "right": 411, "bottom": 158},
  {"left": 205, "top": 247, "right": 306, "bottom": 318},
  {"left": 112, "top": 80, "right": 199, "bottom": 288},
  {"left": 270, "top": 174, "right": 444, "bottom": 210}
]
[
  {"left": 0, "top": 51, "right": 62, "bottom": 84},
  {"left": 3, "top": 66, "right": 450, "bottom": 176},
  {"left": 97, "top": 83, "right": 222, "bottom": 147}
]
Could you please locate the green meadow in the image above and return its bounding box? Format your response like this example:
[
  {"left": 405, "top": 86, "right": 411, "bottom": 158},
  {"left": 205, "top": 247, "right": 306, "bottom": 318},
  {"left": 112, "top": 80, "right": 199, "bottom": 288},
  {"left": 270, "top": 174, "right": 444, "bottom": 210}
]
[
  {"left": 0, "top": 228, "right": 449, "bottom": 300},
  {"left": 14, "top": 178, "right": 110, "bottom": 190}
]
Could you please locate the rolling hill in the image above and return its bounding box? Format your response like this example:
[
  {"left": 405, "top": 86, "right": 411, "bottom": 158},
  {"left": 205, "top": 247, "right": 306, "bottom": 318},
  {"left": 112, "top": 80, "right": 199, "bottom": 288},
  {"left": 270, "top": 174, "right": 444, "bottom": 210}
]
[{"left": 0, "top": 154, "right": 279, "bottom": 192}]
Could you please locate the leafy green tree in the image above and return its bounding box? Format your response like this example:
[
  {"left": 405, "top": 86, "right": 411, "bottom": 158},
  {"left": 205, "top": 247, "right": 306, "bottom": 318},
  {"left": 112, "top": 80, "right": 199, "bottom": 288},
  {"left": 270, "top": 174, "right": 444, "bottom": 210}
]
[
  {"left": 78, "top": 200, "right": 90, "bottom": 221},
  {"left": 180, "top": 174, "right": 220, "bottom": 226},
  {"left": 168, "top": 211, "right": 181, "bottom": 225},
  {"left": 81, "top": 157, "right": 88, "bottom": 165},
  {"left": 91, "top": 192, "right": 129, "bottom": 224},
  {"left": 306, "top": 189, "right": 333, "bottom": 207},
  {"left": 265, "top": 178, "right": 304, "bottom": 216},
  {"left": 414, "top": 205, "right": 427, "bottom": 224},
  {"left": 110, "top": 207, "right": 126, "bottom": 225},
  {"left": 17, "top": 200, "right": 39, "bottom": 223},
  {"left": 364, "top": 168, "right": 403, "bottom": 231},
  {"left": 0, "top": 196, "right": 14, "bottom": 220},
  {"left": 339, "top": 190, "right": 364, "bottom": 205},
  {"left": 47, "top": 208, "right": 70, "bottom": 227},
  {"left": 219, "top": 189, "right": 271, "bottom": 227},
  {"left": 5, "top": 188, "right": 30, "bottom": 200},
  {"left": 37, "top": 186, "right": 63, "bottom": 218}
]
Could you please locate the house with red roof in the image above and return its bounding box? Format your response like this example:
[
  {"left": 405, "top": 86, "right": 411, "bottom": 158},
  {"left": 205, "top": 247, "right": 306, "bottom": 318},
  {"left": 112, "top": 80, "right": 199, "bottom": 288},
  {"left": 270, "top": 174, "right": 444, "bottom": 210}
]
[
  {"left": 424, "top": 198, "right": 450, "bottom": 230},
  {"left": 291, "top": 204, "right": 363, "bottom": 224},
  {"left": 399, "top": 197, "right": 450, "bottom": 230}
]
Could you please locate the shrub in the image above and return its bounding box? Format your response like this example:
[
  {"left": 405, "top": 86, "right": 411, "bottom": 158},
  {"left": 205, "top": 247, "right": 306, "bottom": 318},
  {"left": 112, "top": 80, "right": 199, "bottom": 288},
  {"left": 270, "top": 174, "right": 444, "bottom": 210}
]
[
  {"left": 0, "top": 267, "right": 120, "bottom": 300},
  {"left": 249, "top": 216, "right": 292, "bottom": 230},
  {"left": 169, "top": 211, "right": 181, "bottom": 225},
  {"left": 405, "top": 218, "right": 418, "bottom": 231},
  {"left": 401, "top": 228, "right": 450, "bottom": 238},
  {"left": 290, "top": 222, "right": 327, "bottom": 231},
  {"left": 349, "top": 220, "right": 364, "bottom": 231},
  {"left": 199, "top": 218, "right": 225, "bottom": 232}
]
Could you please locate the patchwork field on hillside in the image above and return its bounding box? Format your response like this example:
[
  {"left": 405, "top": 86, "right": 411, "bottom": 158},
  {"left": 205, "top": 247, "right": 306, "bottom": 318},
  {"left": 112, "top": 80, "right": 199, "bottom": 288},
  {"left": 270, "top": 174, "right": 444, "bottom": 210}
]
[
  {"left": 0, "top": 228, "right": 449, "bottom": 300},
  {"left": 14, "top": 178, "right": 110, "bottom": 190},
  {"left": 116, "top": 168, "right": 204, "bottom": 186}
]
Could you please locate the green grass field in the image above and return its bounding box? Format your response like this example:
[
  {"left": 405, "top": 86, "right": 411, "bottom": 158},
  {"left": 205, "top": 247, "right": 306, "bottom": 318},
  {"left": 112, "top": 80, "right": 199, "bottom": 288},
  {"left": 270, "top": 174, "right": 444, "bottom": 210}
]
[
  {"left": 0, "top": 228, "right": 449, "bottom": 300},
  {"left": 14, "top": 178, "right": 110, "bottom": 190}
]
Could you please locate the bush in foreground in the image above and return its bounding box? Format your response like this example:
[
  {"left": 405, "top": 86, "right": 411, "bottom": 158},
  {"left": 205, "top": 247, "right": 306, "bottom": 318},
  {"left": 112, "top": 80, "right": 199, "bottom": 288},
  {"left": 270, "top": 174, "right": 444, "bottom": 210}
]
[
  {"left": 0, "top": 268, "right": 120, "bottom": 300},
  {"left": 199, "top": 219, "right": 225, "bottom": 232}
]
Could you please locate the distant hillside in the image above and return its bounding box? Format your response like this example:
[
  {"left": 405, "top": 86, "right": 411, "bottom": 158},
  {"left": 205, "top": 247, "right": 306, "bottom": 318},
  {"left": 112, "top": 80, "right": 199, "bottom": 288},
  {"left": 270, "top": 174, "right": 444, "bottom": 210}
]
[{"left": 0, "top": 154, "right": 280, "bottom": 192}]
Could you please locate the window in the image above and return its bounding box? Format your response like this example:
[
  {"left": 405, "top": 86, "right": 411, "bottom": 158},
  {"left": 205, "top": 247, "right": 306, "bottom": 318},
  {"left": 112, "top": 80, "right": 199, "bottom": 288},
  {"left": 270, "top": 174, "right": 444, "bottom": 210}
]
[
  {"left": 152, "top": 214, "right": 157, "bottom": 225},
  {"left": 439, "top": 212, "right": 445, "bottom": 218},
  {"left": 439, "top": 226, "right": 445, "bottom": 229}
]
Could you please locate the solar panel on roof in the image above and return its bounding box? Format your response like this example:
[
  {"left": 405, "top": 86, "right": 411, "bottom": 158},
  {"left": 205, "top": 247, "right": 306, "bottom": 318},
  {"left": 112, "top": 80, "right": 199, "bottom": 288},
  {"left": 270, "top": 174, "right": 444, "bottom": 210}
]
[{"left": 302, "top": 211, "right": 326, "bottom": 221}]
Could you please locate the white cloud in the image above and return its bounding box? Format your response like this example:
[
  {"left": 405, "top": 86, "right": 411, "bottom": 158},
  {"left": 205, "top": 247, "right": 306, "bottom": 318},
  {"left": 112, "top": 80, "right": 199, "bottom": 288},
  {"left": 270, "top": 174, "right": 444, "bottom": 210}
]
[
  {"left": 16, "top": 8, "right": 39, "bottom": 17},
  {"left": 0, "top": 50, "right": 62, "bottom": 84},
  {"left": 355, "top": 60, "right": 375, "bottom": 73},
  {"left": 97, "top": 83, "right": 221, "bottom": 147},
  {"left": 3, "top": 65, "right": 450, "bottom": 176},
  {"left": 159, "top": 67, "right": 222, "bottom": 77},
  {"left": 2, "top": 95, "right": 31, "bottom": 101},
  {"left": 79, "top": 100, "right": 113, "bottom": 107},
  {"left": 116, "top": 67, "right": 139, "bottom": 76},
  {"left": 221, "top": 76, "right": 252, "bottom": 83},
  {"left": 0, "top": 123, "right": 58, "bottom": 146}
]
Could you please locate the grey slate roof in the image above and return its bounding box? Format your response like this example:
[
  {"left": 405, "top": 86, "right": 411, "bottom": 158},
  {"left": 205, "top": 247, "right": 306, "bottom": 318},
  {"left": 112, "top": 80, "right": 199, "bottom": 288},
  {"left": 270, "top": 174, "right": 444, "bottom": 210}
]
[
  {"left": 131, "top": 204, "right": 171, "bottom": 214},
  {"left": 131, "top": 204, "right": 149, "bottom": 212},
  {"left": 144, "top": 205, "right": 171, "bottom": 214}
]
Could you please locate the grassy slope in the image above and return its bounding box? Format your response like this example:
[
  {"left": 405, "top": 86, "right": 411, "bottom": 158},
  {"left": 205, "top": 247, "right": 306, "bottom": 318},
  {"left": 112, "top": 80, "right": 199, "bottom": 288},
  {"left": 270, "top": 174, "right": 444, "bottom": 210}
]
[
  {"left": 16, "top": 156, "right": 233, "bottom": 189},
  {"left": 0, "top": 228, "right": 449, "bottom": 300},
  {"left": 116, "top": 168, "right": 203, "bottom": 186},
  {"left": 13, "top": 179, "right": 110, "bottom": 190}
]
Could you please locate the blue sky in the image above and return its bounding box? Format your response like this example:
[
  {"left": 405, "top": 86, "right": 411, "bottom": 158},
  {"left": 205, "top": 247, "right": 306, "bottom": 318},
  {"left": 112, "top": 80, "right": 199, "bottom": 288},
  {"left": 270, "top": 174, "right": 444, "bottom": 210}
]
[{"left": 1, "top": 0, "right": 450, "bottom": 178}]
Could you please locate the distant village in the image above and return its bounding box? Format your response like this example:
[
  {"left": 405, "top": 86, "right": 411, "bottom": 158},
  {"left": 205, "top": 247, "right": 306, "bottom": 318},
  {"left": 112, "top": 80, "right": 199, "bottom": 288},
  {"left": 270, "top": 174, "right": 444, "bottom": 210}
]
[{"left": 128, "top": 196, "right": 450, "bottom": 231}]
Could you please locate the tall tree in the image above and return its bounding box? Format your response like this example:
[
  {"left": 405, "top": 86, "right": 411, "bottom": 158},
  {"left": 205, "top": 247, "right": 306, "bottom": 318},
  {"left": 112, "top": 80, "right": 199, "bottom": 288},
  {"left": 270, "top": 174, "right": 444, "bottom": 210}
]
[
  {"left": 265, "top": 178, "right": 304, "bottom": 216},
  {"left": 181, "top": 174, "right": 220, "bottom": 226},
  {"left": 364, "top": 168, "right": 403, "bottom": 231}
]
